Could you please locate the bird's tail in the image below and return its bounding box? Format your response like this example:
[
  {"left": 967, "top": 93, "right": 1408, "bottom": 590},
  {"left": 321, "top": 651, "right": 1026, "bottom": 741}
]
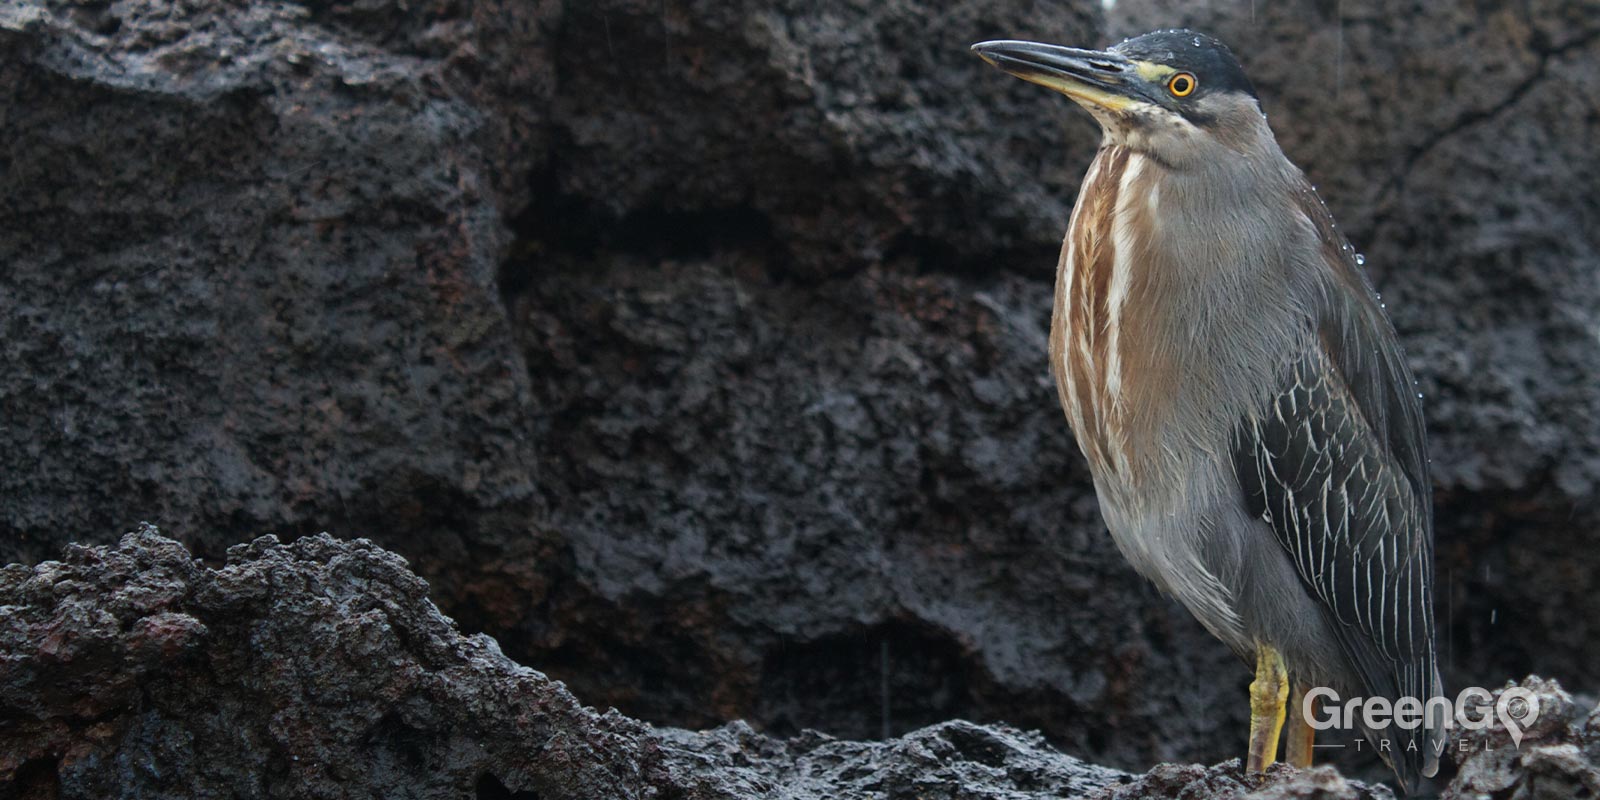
[{"left": 1360, "top": 664, "right": 1445, "bottom": 795}]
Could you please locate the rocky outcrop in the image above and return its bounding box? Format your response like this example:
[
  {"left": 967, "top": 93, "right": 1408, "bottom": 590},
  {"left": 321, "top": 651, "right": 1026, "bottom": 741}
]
[
  {"left": 0, "top": 0, "right": 552, "bottom": 626},
  {"left": 0, "top": 530, "right": 1422, "bottom": 798},
  {"left": 0, "top": 529, "right": 675, "bottom": 798},
  {"left": 1446, "top": 677, "right": 1600, "bottom": 800},
  {"left": 1093, "top": 761, "right": 1396, "bottom": 800},
  {"left": 11, "top": 531, "right": 1591, "bottom": 798},
  {"left": 3, "top": 0, "right": 1596, "bottom": 782},
  {"left": 0, "top": 529, "right": 1151, "bottom": 797}
]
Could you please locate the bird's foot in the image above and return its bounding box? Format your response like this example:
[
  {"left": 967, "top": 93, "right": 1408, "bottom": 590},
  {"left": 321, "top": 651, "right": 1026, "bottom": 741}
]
[{"left": 1246, "top": 645, "right": 1288, "bottom": 772}]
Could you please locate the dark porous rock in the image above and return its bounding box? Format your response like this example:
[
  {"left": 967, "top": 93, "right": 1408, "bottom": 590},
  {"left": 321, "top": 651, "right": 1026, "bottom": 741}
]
[
  {"left": 1091, "top": 760, "right": 1395, "bottom": 800},
  {"left": 1085, "top": 676, "right": 1600, "bottom": 800},
  {"left": 0, "top": 0, "right": 551, "bottom": 619},
  {"left": 508, "top": 256, "right": 1244, "bottom": 768},
  {"left": 1445, "top": 676, "right": 1600, "bottom": 800},
  {"left": 537, "top": 0, "right": 1102, "bottom": 279},
  {"left": 0, "top": 529, "right": 1133, "bottom": 798},
  {"left": 0, "top": 527, "right": 676, "bottom": 798},
  {"left": 659, "top": 719, "right": 1128, "bottom": 798},
  {"left": 3, "top": 531, "right": 1593, "bottom": 799}
]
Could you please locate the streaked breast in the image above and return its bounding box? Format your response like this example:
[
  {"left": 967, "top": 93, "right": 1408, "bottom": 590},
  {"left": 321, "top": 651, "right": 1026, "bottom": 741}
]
[{"left": 1050, "top": 146, "right": 1156, "bottom": 484}]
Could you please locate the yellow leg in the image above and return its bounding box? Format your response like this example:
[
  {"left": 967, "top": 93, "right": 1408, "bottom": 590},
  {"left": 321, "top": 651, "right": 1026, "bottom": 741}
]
[
  {"left": 1246, "top": 645, "right": 1289, "bottom": 773},
  {"left": 1285, "top": 682, "right": 1315, "bottom": 768}
]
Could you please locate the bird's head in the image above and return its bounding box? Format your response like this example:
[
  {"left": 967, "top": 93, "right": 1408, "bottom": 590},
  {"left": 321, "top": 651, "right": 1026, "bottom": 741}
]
[{"left": 973, "top": 29, "right": 1265, "bottom": 167}]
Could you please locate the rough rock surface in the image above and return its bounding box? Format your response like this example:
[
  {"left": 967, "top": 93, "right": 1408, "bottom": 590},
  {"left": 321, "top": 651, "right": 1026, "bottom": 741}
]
[
  {"left": 2, "top": 0, "right": 1597, "bottom": 785},
  {"left": 0, "top": 529, "right": 675, "bottom": 798},
  {"left": 1091, "top": 761, "right": 1396, "bottom": 800},
  {"left": 510, "top": 260, "right": 1242, "bottom": 764},
  {"left": 0, "top": 529, "right": 1126, "bottom": 798},
  {"left": 1444, "top": 676, "right": 1600, "bottom": 800},
  {"left": 17, "top": 532, "right": 1588, "bottom": 799},
  {"left": 0, "top": 0, "right": 553, "bottom": 624},
  {"left": 660, "top": 720, "right": 1130, "bottom": 799},
  {"left": 0, "top": 531, "right": 1438, "bottom": 799}
]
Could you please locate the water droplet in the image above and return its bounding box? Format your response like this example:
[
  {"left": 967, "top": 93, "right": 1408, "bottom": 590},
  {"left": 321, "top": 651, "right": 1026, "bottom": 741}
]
[
  {"left": 1417, "top": 392, "right": 1425, "bottom": 399},
  {"left": 1355, "top": 253, "right": 1366, "bottom": 265},
  {"left": 1193, "top": 36, "right": 1202, "bottom": 47}
]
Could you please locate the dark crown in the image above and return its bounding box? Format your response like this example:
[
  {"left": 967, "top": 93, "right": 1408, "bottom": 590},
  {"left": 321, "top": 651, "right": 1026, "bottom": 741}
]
[{"left": 1112, "top": 29, "right": 1258, "bottom": 100}]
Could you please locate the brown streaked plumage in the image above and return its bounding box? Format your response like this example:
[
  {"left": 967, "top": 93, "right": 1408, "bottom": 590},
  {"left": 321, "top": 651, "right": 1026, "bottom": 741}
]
[{"left": 1052, "top": 145, "right": 1130, "bottom": 479}]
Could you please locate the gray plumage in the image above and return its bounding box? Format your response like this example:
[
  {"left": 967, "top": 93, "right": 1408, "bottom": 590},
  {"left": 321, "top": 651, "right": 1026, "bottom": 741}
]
[{"left": 973, "top": 29, "right": 1442, "bottom": 792}]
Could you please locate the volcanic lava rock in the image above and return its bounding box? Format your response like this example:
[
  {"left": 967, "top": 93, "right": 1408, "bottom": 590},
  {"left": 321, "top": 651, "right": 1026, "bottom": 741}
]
[
  {"left": 2, "top": 529, "right": 1592, "bottom": 799},
  {"left": 0, "top": 0, "right": 554, "bottom": 622},
  {"left": 507, "top": 256, "right": 1244, "bottom": 766},
  {"left": 1444, "top": 676, "right": 1600, "bottom": 800},
  {"left": 1091, "top": 761, "right": 1396, "bottom": 800},
  {"left": 0, "top": 528, "right": 671, "bottom": 798},
  {"left": 0, "top": 528, "right": 1133, "bottom": 798},
  {"left": 660, "top": 719, "right": 1130, "bottom": 799}
]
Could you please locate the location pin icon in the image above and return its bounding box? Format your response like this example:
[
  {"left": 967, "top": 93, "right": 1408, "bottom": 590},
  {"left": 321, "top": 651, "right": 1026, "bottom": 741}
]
[{"left": 1496, "top": 687, "right": 1540, "bottom": 748}]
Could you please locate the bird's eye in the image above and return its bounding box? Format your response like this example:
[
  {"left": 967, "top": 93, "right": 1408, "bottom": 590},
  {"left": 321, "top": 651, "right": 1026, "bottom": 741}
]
[{"left": 1168, "top": 72, "right": 1197, "bottom": 97}]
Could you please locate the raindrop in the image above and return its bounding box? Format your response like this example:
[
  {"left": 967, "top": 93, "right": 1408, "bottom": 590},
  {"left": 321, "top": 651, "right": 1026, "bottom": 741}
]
[
  {"left": 1355, "top": 253, "right": 1366, "bottom": 265},
  {"left": 1491, "top": 609, "right": 1498, "bottom": 625},
  {"left": 1193, "top": 36, "right": 1202, "bottom": 47}
]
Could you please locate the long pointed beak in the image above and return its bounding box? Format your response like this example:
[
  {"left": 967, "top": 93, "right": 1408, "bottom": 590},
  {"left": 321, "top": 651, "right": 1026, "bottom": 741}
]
[{"left": 971, "top": 40, "right": 1147, "bottom": 111}]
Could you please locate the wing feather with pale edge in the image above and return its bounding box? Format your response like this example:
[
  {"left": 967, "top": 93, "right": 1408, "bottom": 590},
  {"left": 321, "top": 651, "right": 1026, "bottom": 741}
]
[{"left": 1232, "top": 187, "right": 1440, "bottom": 790}]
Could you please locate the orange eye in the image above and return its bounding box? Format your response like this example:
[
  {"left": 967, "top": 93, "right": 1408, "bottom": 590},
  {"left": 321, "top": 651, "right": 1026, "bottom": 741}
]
[{"left": 1168, "top": 72, "right": 1197, "bottom": 97}]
